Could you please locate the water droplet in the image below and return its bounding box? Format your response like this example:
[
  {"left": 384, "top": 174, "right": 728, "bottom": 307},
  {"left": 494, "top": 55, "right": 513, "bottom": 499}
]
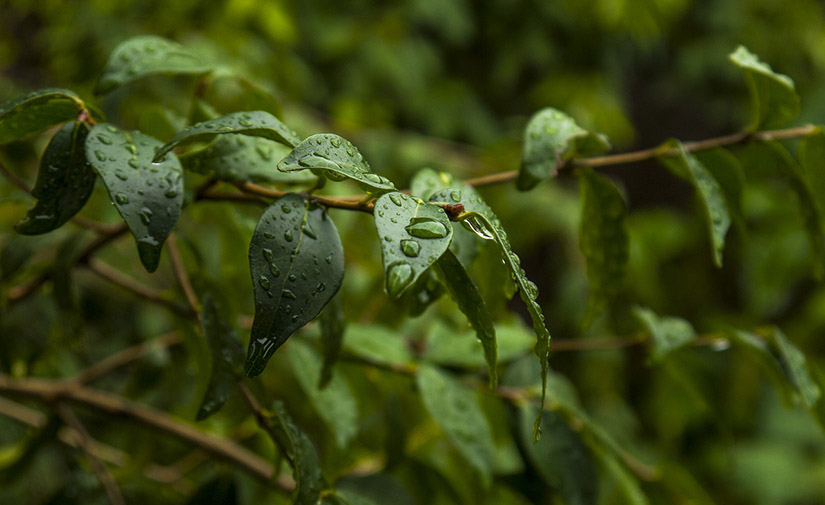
[
  {"left": 128, "top": 158, "right": 140, "bottom": 169},
  {"left": 284, "top": 229, "right": 294, "bottom": 242},
  {"left": 384, "top": 235, "right": 392, "bottom": 242},
  {"left": 96, "top": 134, "right": 112, "bottom": 145},
  {"left": 400, "top": 239, "right": 420, "bottom": 257},
  {"left": 115, "top": 169, "right": 128, "bottom": 181},
  {"left": 346, "top": 149, "right": 354, "bottom": 157},
  {"left": 288, "top": 274, "right": 297, "bottom": 282},
  {"left": 94, "top": 150, "right": 106, "bottom": 162},
  {"left": 315, "top": 282, "right": 326, "bottom": 293},
  {"left": 324, "top": 254, "right": 333, "bottom": 264},
  {"left": 164, "top": 188, "right": 177, "bottom": 198},
  {"left": 138, "top": 207, "right": 153, "bottom": 225},
  {"left": 284, "top": 305, "right": 292, "bottom": 314},
  {"left": 463, "top": 216, "right": 495, "bottom": 240},
  {"left": 302, "top": 224, "right": 317, "bottom": 239},
  {"left": 387, "top": 262, "right": 414, "bottom": 297},
  {"left": 269, "top": 263, "right": 280, "bottom": 276},
  {"left": 283, "top": 289, "right": 296, "bottom": 300},
  {"left": 525, "top": 280, "right": 539, "bottom": 299},
  {"left": 390, "top": 217, "right": 397, "bottom": 224},
  {"left": 262, "top": 248, "right": 274, "bottom": 262},
  {"left": 239, "top": 119, "right": 253, "bottom": 127},
  {"left": 450, "top": 190, "right": 462, "bottom": 202},
  {"left": 258, "top": 276, "right": 271, "bottom": 290},
  {"left": 281, "top": 204, "right": 292, "bottom": 214},
  {"left": 114, "top": 193, "right": 129, "bottom": 204},
  {"left": 256, "top": 144, "right": 273, "bottom": 160},
  {"left": 406, "top": 220, "right": 448, "bottom": 239},
  {"left": 138, "top": 235, "right": 159, "bottom": 246},
  {"left": 389, "top": 193, "right": 403, "bottom": 207},
  {"left": 330, "top": 138, "right": 341, "bottom": 148},
  {"left": 264, "top": 232, "right": 276, "bottom": 239},
  {"left": 363, "top": 173, "right": 385, "bottom": 184}
]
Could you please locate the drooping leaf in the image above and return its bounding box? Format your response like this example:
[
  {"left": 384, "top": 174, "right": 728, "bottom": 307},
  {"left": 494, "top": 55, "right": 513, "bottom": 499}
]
[
  {"left": 290, "top": 340, "right": 359, "bottom": 448},
  {"left": 16, "top": 122, "right": 96, "bottom": 235},
  {"left": 433, "top": 249, "right": 498, "bottom": 387},
  {"left": 399, "top": 269, "right": 446, "bottom": 317},
  {"left": 416, "top": 364, "right": 496, "bottom": 486},
  {"left": 278, "top": 133, "right": 396, "bottom": 193},
  {"left": 270, "top": 401, "right": 325, "bottom": 505},
  {"left": 0, "top": 88, "right": 85, "bottom": 144},
  {"left": 729, "top": 45, "right": 800, "bottom": 131},
  {"left": 341, "top": 323, "right": 415, "bottom": 367},
  {"left": 577, "top": 167, "right": 629, "bottom": 325},
  {"left": 518, "top": 107, "right": 610, "bottom": 191},
  {"left": 95, "top": 35, "right": 213, "bottom": 95},
  {"left": 373, "top": 191, "right": 453, "bottom": 297},
  {"left": 658, "top": 140, "right": 730, "bottom": 267},
  {"left": 196, "top": 294, "right": 244, "bottom": 421},
  {"left": 245, "top": 193, "right": 344, "bottom": 377},
  {"left": 633, "top": 307, "right": 696, "bottom": 363},
  {"left": 154, "top": 111, "right": 301, "bottom": 161},
  {"left": 694, "top": 148, "right": 746, "bottom": 231},
  {"left": 84, "top": 124, "right": 184, "bottom": 272},
  {"left": 430, "top": 186, "right": 550, "bottom": 441}
]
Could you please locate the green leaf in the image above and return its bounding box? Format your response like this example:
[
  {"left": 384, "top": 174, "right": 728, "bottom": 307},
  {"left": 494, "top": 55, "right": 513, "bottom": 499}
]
[
  {"left": 84, "top": 124, "right": 184, "bottom": 272},
  {"left": 201, "top": 72, "right": 283, "bottom": 119},
  {"left": 196, "top": 294, "right": 244, "bottom": 421},
  {"left": 270, "top": 401, "right": 325, "bottom": 505},
  {"left": 430, "top": 186, "right": 550, "bottom": 441},
  {"left": 95, "top": 35, "right": 213, "bottom": 95},
  {"left": 729, "top": 45, "right": 800, "bottom": 131},
  {"left": 290, "top": 340, "right": 359, "bottom": 448},
  {"left": 410, "top": 168, "right": 455, "bottom": 200},
  {"left": 578, "top": 167, "right": 629, "bottom": 325},
  {"left": 518, "top": 107, "right": 610, "bottom": 191},
  {"left": 416, "top": 364, "right": 496, "bottom": 486},
  {"left": 658, "top": 140, "right": 730, "bottom": 267},
  {"left": 600, "top": 453, "right": 650, "bottom": 505},
  {"left": 278, "top": 133, "right": 396, "bottom": 193},
  {"left": 694, "top": 148, "right": 746, "bottom": 231},
  {"left": 185, "top": 475, "right": 237, "bottom": 505},
  {"left": 373, "top": 191, "right": 452, "bottom": 297},
  {"left": 0, "top": 88, "right": 85, "bottom": 144},
  {"left": 518, "top": 405, "right": 598, "bottom": 505},
  {"left": 245, "top": 193, "right": 345, "bottom": 377},
  {"left": 632, "top": 307, "right": 696, "bottom": 363},
  {"left": 341, "top": 323, "right": 414, "bottom": 366},
  {"left": 16, "top": 122, "right": 96, "bottom": 235},
  {"left": 433, "top": 249, "right": 498, "bottom": 388},
  {"left": 799, "top": 129, "right": 825, "bottom": 207},
  {"left": 319, "top": 294, "right": 346, "bottom": 389},
  {"left": 425, "top": 321, "right": 536, "bottom": 369},
  {"left": 154, "top": 111, "right": 301, "bottom": 161}
]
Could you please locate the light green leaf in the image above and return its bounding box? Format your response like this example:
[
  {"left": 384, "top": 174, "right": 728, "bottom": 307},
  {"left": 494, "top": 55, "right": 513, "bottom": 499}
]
[
  {"left": 410, "top": 168, "right": 455, "bottom": 200},
  {"left": 658, "top": 140, "right": 730, "bottom": 267},
  {"left": 425, "top": 321, "right": 534, "bottom": 368},
  {"left": 341, "top": 323, "right": 414, "bottom": 367},
  {"left": 196, "top": 294, "right": 244, "bottom": 421},
  {"left": 578, "top": 167, "right": 629, "bottom": 325},
  {"left": 278, "top": 133, "right": 396, "bottom": 193},
  {"left": 16, "top": 122, "right": 96, "bottom": 235},
  {"left": 374, "top": 191, "right": 452, "bottom": 297},
  {"left": 245, "top": 193, "right": 344, "bottom": 377},
  {"left": 416, "top": 364, "right": 496, "bottom": 486},
  {"left": 600, "top": 452, "right": 650, "bottom": 505},
  {"left": 433, "top": 249, "right": 497, "bottom": 388},
  {"left": 270, "top": 401, "right": 325, "bottom": 505},
  {"left": 95, "top": 35, "right": 213, "bottom": 95},
  {"left": 632, "top": 307, "right": 696, "bottom": 363},
  {"left": 0, "top": 88, "right": 85, "bottom": 144},
  {"left": 518, "top": 107, "right": 610, "bottom": 191},
  {"left": 84, "top": 124, "right": 184, "bottom": 272},
  {"left": 319, "top": 294, "right": 346, "bottom": 389},
  {"left": 154, "top": 111, "right": 301, "bottom": 161},
  {"left": 695, "top": 148, "right": 746, "bottom": 231},
  {"left": 729, "top": 45, "right": 800, "bottom": 131}
]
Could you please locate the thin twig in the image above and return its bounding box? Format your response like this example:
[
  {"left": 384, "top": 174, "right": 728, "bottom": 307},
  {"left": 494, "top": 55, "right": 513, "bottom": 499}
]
[
  {"left": 166, "top": 234, "right": 200, "bottom": 315},
  {"left": 73, "top": 332, "right": 183, "bottom": 385},
  {"left": 236, "top": 381, "right": 295, "bottom": 467}
]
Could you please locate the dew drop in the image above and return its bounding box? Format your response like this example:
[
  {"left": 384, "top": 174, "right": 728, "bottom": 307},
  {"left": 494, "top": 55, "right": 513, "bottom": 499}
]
[
  {"left": 138, "top": 207, "right": 153, "bottom": 225},
  {"left": 94, "top": 150, "right": 106, "bottom": 162},
  {"left": 389, "top": 193, "right": 403, "bottom": 207},
  {"left": 400, "top": 239, "right": 420, "bottom": 257},
  {"left": 281, "top": 204, "right": 292, "bottom": 214},
  {"left": 128, "top": 158, "right": 140, "bottom": 169},
  {"left": 284, "top": 305, "right": 292, "bottom": 314},
  {"left": 406, "top": 220, "right": 448, "bottom": 239},
  {"left": 450, "top": 190, "right": 462, "bottom": 202},
  {"left": 263, "top": 248, "right": 274, "bottom": 261},
  {"left": 258, "top": 276, "right": 271, "bottom": 290},
  {"left": 115, "top": 169, "right": 129, "bottom": 181},
  {"left": 256, "top": 144, "right": 273, "bottom": 160},
  {"left": 283, "top": 289, "right": 296, "bottom": 300},
  {"left": 302, "top": 223, "right": 317, "bottom": 239},
  {"left": 96, "top": 134, "right": 112, "bottom": 145},
  {"left": 387, "top": 262, "right": 414, "bottom": 297},
  {"left": 114, "top": 193, "right": 129, "bottom": 204},
  {"left": 284, "top": 229, "right": 294, "bottom": 242},
  {"left": 330, "top": 138, "right": 341, "bottom": 148},
  {"left": 269, "top": 263, "right": 280, "bottom": 277},
  {"left": 264, "top": 232, "right": 276, "bottom": 239},
  {"left": 164, "top": 188, "right": 178, "bottom": 198}
]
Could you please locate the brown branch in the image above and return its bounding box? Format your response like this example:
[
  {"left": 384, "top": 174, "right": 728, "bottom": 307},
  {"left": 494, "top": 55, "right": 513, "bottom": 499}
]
[
  {"left": 73, "top": 332, "right": 183, "bottom": 385},
  {"left": 236, "top": 381, "right": 295, "bottom": 467},
  {"left": 166, "top": 234, "right": 200, "bottom": 315}
]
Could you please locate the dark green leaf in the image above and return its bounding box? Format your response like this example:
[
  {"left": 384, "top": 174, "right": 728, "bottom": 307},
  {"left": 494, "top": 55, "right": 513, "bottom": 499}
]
[
  {"left": 658, "top": 140, "right": 730, "bottom": 267},
  {"left": 374, "top": 191, "right": 452, "bottom": 297},
  {"left": 633, "top": 307, "right": 696, "bottom": 363},
  {"left": 154, "top": 111, "right": 301, "bottom": 161},
  {"left": 518, "top": 107, "right": 610, "bottom": 191},
  {"left": 729, "top": 45, "right": 800, "bottom": 131},
  {"left": 730, "top": 330, "right": 797, "bottom": 406},
  {"left": 416, "top": 364, "right": 496, "bottom": 486},
  {"left": 0, "top": 88, "right": 85, "bottom": 144},
  {"left": 278, "top": 133, "right": 396, "bottom": 193},
  {"left": 271, "top": 401, "right": 325, "bottom": 505},
  {"left": 185, "top": 475, "right": 237, "bottom": 505},
  {"left": 319, "top": 294, "right": 346, "bottom": 388},
  {"left": 16, "top": 122, "right": 96, "bottom": 235},
  {"left": 433, "top": 249, "right": 497, "bottom": 387},
  {"left": 95, "top": 35, "right": 213, "bottom": 95},
  {"left": 600, "top": 453, "right": 650, "bottom": 505},
  {"left": 196, "top": 294, "right": 244, "bottom": 421},
  {"left": 245, "top": 193, "right": 344, "bottom": 377},
  {"left": 84, "top": 124, "right": 184, "bottom": 272},
  {"left": 399, "top": 269, "right": 446, "bottom": 316},
  {"left": 341, "top": 323, "right": 414, "bottom": 366},
  {"left": 798, "top": 129, "right": 825, "bottom": 213}
]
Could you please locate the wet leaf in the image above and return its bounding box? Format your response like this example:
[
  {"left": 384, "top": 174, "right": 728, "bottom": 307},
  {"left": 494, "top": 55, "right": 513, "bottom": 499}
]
[
  {"left": 319, "top": 294, "right": 346, "bottom": 388},
  {"left": 95, "top": 35, "right": 213, "bottom": 95},
  {"left": 245, "top": 193, "right": 344, "bottom": 377},
  {"left": 729, "top": 45, "right": 800, "bottom": 131},
  {"left": 84, "top": 124, "right": 184, "bottom": 272},
  {"left": 270, "top": 401, "right": 325, "bottom": 505},
  {"left": 0, "top": 88, "right": 85, "bottom": 144},
  {"left": 278, "top": 133, "right": 396, "bottom": 193},
  {"left": 425, "top": 321, "right": 535, "bottom": 368},
  {"left": 16, "top": 122, "right": 96, "bottom": 235},
  {"left": 518, "top": 107, "right": 610, "bottom": 191},
  {"left": 633, "top": 307, "right": 696, "bottom": 363},
  {"left": 694, "top": 148, "right": 746, "bottom": 231},
  {"left": 196, "top": 294, "right": 244, "bottom": 421},
  {"left": 410, "top": 168, "right": 455, "bottom": 200}
]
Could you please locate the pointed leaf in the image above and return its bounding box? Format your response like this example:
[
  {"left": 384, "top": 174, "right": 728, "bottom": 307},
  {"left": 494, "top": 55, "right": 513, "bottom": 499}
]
[
  {"left": 0, "top": 88, "right": 85, "bottom": 144},
  {"left": 433, "top": 249, "right": 498, "bottom": 388},
  {"left": 16, "top": 122, "right": 96, "bottom": 234},
  {"left": 319, "top": 294, "right": 346, "bottom": 388},
  {"left": 85, "top": 124, "right": 184, "bottom": 272},
  {"left": 518, "top": 107, "right": 610, "bottom": 191},
  {"left": 373, "top": 191, "right": 452, "bottom": 297},
  {"left": 245, "top": 193, "right": 344, "bottom": 377},
  {"left": 270, "top": 401, "right": 325, "bottom": 505},
  {"left": 729, "top": 45, "right": 800, "bottom": 131},
  {"left": 694, "top": 148, "right": 746, "bottom": 231},
  {"left": 278, "top": 133, "right": 396, "bottom": 193},
  {"left": 416, "top": 364, "right": 496, "bottom": 486},
  {"left": 632, "top": 307, "right": 696, "bottom": 363},
  {"left": 95, "top": 35, "right": 213, "bottom": 95},
  {"left": 196, "top": 294, "right": 244, "bottom": 421}
]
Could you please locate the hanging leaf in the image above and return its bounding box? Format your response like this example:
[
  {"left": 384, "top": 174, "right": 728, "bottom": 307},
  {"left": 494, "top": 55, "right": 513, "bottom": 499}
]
[
  {"left": 0, "top": 88, "right": 85, "bottom": 144},
  {"left": 416, "top": 364, "right": 496, "bottom": 486},
  {"left": 373, "top": 191, "right": 453, "bottom": 298},
  {"left": 84, "top": 124, "right": 184, "bottom": 272},
  {"left": 632, "top": 307, "right": 696, "bottom": 363},
  {"left": 729, "top": 45, "right": 800, "bottom": 131},
  {"left": 577, "top": 167, "right": 629, "bottom": 325},
  {"left": 270, "top": 401, "right": 325, "bottom": 505},
  {"left": 658, "top": 140, "right": 730, "bottom": 267},
  {"left": 16, "top": 122, "right": 96, "bottom": 235},
  {"left": 154, "top": 111, "right": 301, "bottom": 161},
  {"left": 319, "top": 294, "right": 346, "bottom": 389},
  {"left": 95, "top": 35, "right": 213, "bottom": 95},
  {"left": 433, "top": 249, "right": 498, "bottom": 388},
  {"left": 694, "top": 148, "right": 746, "bottom": 231},
  {"left": 196, "top": 294, "right": 244, "bottom": 421},
  {"left": 245, "top": 193, "right": 345, "bottom": 377},
  {"left": 518, "top": 107, "right": 610, "bottom": 191},
  {"left": 399, "top": 269, "right": 446, "bottom": 317},
  {"left": 278, "top": 133, "right": 396, "bottom": 193}
]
